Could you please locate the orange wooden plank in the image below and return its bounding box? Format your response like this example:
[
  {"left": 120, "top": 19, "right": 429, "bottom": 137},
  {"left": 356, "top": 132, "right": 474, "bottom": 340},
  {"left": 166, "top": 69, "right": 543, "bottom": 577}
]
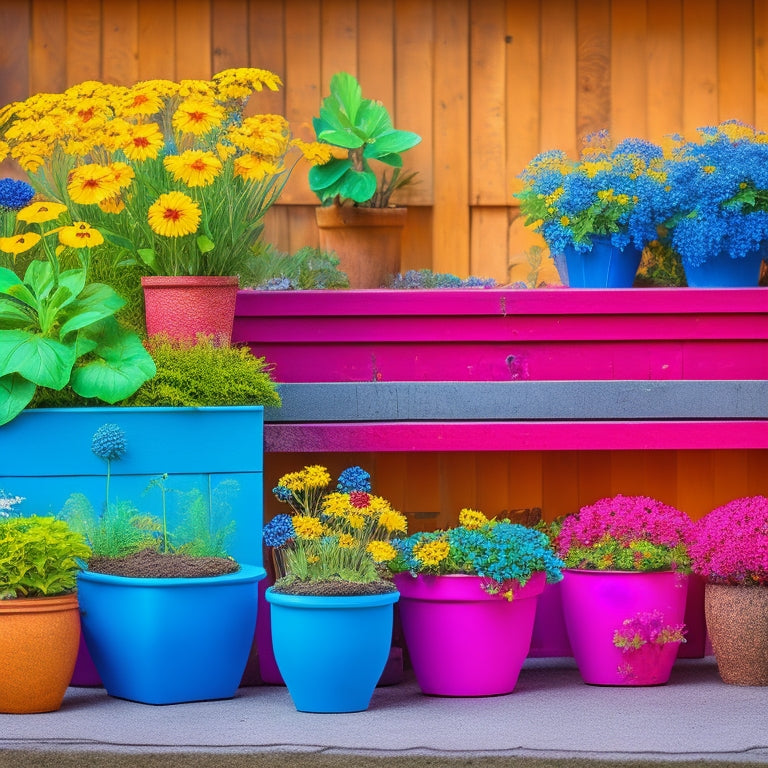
[
  {"left": 176, "top": 0, "right": 213, "bottom": 81},
  {"left": 102, "top": 0, "right": 139, "bottom": 86},
  {"left": 755, "top": 0, "right": 768, "bottom": 130},
  {"left": 138, "top": 0, "right": 176, "bottom": 81},
  {"left": 0, "top": 0, "right": 31, "bottom": 105},
  {"left": 540, "top": 0, "right": 577, "bottom": 156},
  {"left": 576, "top": 0, "right": 610, "bottom": 144},
  {"left": 507, "top": 210, "right": 561, "bottom": 286},
  {"left": 541, "top": 451, "right": 580, "bottom": 520},
  {"left": 575, "top": 450, "right": 612, "bottom": 510},
  {"left": 610, "top": 0, "right": 648, "bottom": 141},
  {"left": 711, "top": 450, "right": 751, "bottom": 509},
  {"left": 320, "top": 0, "right": 357, "bottom": 80},
  {"left": 404, "top": 452, "right": 442, "bottom": 532},
  {"left": 393, "top": 0, "right": 433, "bottom": 206},
  {"left": 212, "top": 0, "right": 250, "bottom": 72},
  {"left": 646, "top": 0, "right": 683, "bottom": 140},
  {"left": 399, "top": 205, "right": 432, "bottom": 272},
  {"left": 358, "top": 0, "right": 394, "bottom": 110},
  {"left": 717, "top": 0, "right": 754, "bottom": 124},
  {"left": 506, "top": 451, "right": 545, "bottom": 512},
  {"left": 675, "top": 450, "right": 714, "bottom": 520},
  {"left": 432, "top": 0, "right": 470, "bottom": 276},
  {"left": 440, "top": 453, "right": 478, "bottom": 525},
  {"left": 30, "top": 0, "right": 67, "bottom": 95},
  {"left": 746, "top": 450, "right": 768, "bottom": 496},
  {"left": 474, "top": 452, "right": 511, "bottom": 513},
  {"left": 681, "top": 0, "right": 717, "bottom": 134},
  {"left": 65, "top": 0, "right": 101, "bottom": 86},
  {"left": 470, "top": 206, "right": 510, "bottom": 283},
  {"left": 506, "top": 0, "right": 541, "bottom": 200},
  {"left": 247, "top": 0, "right": 285, "bottom": 115}
]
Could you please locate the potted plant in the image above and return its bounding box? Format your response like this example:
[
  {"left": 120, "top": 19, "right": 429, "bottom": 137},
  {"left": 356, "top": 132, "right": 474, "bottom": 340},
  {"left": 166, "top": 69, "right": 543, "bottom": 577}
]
[
  {"left": 0, "top": 68, "right": 319, "bottom": 341},
  {"left": 70, "top": 422, "right": 266, "bottom": 705},
  {"left": 0, "top": 496, "right": 91, "bottom": 713},
  {"left": 0, "top": 189, "right": 156, "bottom": 426},
  {"left": 297, "top": 71, "right": 421, "bottom": 288},
  {"left": 389, "top": 508, "right": 563, "bottom": 697},
  {"left": 263, "top": 464, "right": 407, "bottom": 712},
  {"left": 661, "top": 120, "right": 768, "bottom": 287},
  {"left": 554, "top": 494, "right": 694, "bottom": 685},
  {"left": 517, "top": 133, "right": 671, "bottom": 287},
  {"left": 689, "top": 495, "right": 768, "bottom": 685}
]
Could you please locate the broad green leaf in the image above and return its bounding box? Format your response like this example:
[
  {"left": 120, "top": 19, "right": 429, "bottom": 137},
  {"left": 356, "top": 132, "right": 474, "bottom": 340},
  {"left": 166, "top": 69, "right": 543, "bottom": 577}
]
[
  {"left": 59, "top": 282, "right": 125, "bottom": 338},
  {"left": 100, "top": 227, "right": 136, "bottom": 252},
  {"left": 0, "top": 373, "right": 36, "bottom": 426},
  {"left": 0, "top": 330, "right": 75, "bottom": 389},
  {"left": 328, "top": 71, "right": 363, "bottom": 125},
  {"left": 0, "top": 300, "right": 35, "bottom": 329},
  {"left": 339, "top": 170, "right": 378, "bottom": 204},
  {"left": 24, "top": 259, "right": 55, "bottom": 302},
  {"left": 364, "top": 129, "right": 422, "bottom": 158},
  {"left": 0, "top": 267, "right": 25, "bottom": 293},
  {"left": 355, "top": 99, "right": 393, "bottom": 138},
  {"left": 197, "top": 234, "right": 215, "bottom": 254},
  {"left": 137, "top": 248, "right": 157, "bottom": 270},
  {"left": 317, "top": 127, "right": 364, "bottom": 150},
  {"left": 308, "top": 158, "right": 352, "bottom": 190}
]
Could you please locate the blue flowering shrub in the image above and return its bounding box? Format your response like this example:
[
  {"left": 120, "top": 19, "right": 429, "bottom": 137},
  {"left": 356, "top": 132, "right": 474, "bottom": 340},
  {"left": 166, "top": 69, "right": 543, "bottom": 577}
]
[
  {"left": 390, "top": 508, "right": 563, "bottom": 600},
  {"left": 517, "top": 132, "right": 672, "bottom": 255},
  {"left": 661, "top": 120, "right": 768, "bottom": 268}
]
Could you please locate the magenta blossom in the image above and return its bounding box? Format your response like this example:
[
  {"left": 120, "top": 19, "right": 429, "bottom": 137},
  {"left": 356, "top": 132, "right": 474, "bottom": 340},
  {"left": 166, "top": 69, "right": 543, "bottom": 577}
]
[{"left": 689, "top": 496, "right": 768, "bottom": 586}]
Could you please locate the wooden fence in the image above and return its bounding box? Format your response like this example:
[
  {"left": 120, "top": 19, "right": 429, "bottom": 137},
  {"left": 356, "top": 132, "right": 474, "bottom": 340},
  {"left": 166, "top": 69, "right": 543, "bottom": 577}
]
[{"left": 3, "top": 0, "right": 768, "bottom": 282}]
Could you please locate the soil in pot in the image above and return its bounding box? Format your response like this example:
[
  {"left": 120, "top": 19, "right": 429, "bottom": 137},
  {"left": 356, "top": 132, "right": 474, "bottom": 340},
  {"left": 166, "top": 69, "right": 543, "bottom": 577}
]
[
  {"left": 270, "top": 577, "right": 397, "bottom": 597},
  {"left": 86, "top": 548, "right": 240, "bottom": 578}
]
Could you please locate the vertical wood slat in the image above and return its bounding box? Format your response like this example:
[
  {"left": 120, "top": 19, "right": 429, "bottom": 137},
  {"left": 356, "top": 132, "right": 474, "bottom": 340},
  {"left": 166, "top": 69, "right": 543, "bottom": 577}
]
[
  {"left": 646, "top": 0, "right": 683, "bottom": 139},
  {"left": 357, "top": 0, "right": 395, "bottom": 112},
  {"left": 681, "top": 0, "right": 718, "bottom": 134},
  {"left": 576, "top": 0, "right": 611, "bottom": 145},
  {"left": 66, "top": 0, "right": 102, "bottom": 85},
  {"left": 102, "top": 0, "right": 139, "bottom": 86},
  {"left": 176, "top": 0, "right": 213, "bottom": 81},
  {"left": 30, "top": 0, "right": 68, "bottom": 95},
  {"left": 0, "top": 0, "right": 31, "bottom": 108},
  {"left": 610, "top": 0, "right": 648, "bottom": 140},
  {"left": 718, "top": 0, "right": 755, "bottom": 124},
  {"left": 755, "top": 0, "right": 768, "bottom": 129},
  {"left": 212, "top": 0, "right": 250, "bottom": 72},
  {"left": 320, "top": 0, "right": 357, "bottom": 80},
  {"left": 138, "top": 0, "right": 176, "bottom": 81}
]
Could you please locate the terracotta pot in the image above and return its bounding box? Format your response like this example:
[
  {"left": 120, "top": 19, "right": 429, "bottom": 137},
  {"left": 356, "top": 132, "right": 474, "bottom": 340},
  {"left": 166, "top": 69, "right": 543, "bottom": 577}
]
[
  {"left": 705, "top": 583, "right": 768, "bottom": 685},
  {"left": 315, "top": 205, "right": 406, "bottom": 289},
  {"left": 141, "top": 275, "right": 239, "bottom": 342},
  {"left": 0, "top": 594, "right": 80, "bottom": 713}
]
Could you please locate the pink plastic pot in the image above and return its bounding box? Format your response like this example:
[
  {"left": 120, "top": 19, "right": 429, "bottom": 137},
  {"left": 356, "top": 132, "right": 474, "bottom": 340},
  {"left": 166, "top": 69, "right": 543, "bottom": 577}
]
[
  {"left": 393, "top": 571, "right": 545, "bottom": 697},
  {"left": 560, "top": 569, "right": 689, "bottom": 686}
]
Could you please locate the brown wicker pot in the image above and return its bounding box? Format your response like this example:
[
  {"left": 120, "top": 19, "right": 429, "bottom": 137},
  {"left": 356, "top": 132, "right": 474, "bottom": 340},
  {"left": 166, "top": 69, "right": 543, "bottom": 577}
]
[
  {"left": 0, "top": 594, "right": 81, "bottom": 713},
  {"left": 315, "top": 205, "right": 406, "bottom": 289},
  {"left": 705, "top": 583, "right": 768, "bottom": 685}
]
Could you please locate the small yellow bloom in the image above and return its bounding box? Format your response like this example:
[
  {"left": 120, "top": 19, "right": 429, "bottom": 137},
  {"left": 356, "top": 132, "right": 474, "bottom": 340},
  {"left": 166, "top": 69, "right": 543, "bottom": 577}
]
[
  {"left": 292, "top": 515, "right": 324, "bottom": 541},
  {"left": 58, "top": 222, "right": 104, "bottom": 248},
  {"left": 120, "top": 89, "right": 165, "bottom": 117},
  {"left": 98, "top": 196, "right": 125, "bottom": 214},
  {"left": 367, "top": 541, "right": 397, "bottom": 563},
  {"left": 67, "top": 163, "right": 121, "bottom": 205},
  {"left": 301, "top": 465, "right": 331, "bottom": 489},
  {"left": 233, "top": 153, "right": 282, "bottom": 181},
  {"left": 16, "top": 201, "right": 68, "bottom": 224},
  {"left": 164, "top": 150, "right": 223, "bottom": 187},
  {"left": 346, "top": 513, "right": 365, "bottom": 530},
  {"left": 458, "top": 508, "right": 488, "bottom": 530},
  {"left": 147, "top": 191, "right": 201, "bottom": 238},
  {"left": 277, "top": 471, "right": 304, "bottom": 492},
  {"left": 0, "top": 232, "right": 41, "bottom": 256},
  {"left": 560, "top": 215, "right": 570, "bottom": 226},
  {"left": 122, "top": 122, "right": 165, "bottom": 161},
  {"left": 413, "top": 539, "right": 450, "bottom": 567},
  {"left": 0, "top": 140, "right": 9, "bottom": 163},
  {"left": 109, "top": 161, "right": 135, "bottom": 189},
  {"left": 172, "top": 98, "right": 225, "bottom": 136},
  {"left": 337, "top": 533, "right": 356, "bottom": 549},
  {"left": 377, "top": 509, "right": 408, "bottom": 534},
  {"left": 292, "top": 138, "right": 335, "bottom": 166}
]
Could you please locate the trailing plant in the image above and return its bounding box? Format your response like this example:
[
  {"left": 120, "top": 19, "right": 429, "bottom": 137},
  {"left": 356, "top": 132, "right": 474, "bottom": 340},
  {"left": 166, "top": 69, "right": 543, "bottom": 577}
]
[
  {"left": 246, "top": 243, "right": 350, "bottom": 290},
  {"left": 0, "top": 513, "right": 91, "bottom": 599},
  {"left": 390, "top": 508, "right": 564, "bottom": 599},
  {"left": 388, "top": 269, "right": 497, "bottom": 289},
  {"left": 264, "top": 465, "right": 407, "bottom": 595},
  {"left": 554, "top": 494, "right": 694, "bottom": 573}
]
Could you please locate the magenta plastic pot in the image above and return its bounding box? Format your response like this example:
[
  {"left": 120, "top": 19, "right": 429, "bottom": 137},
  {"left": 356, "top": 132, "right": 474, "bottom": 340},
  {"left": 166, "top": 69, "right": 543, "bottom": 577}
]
[
  {"left": 560, "top": 569, "right": 689, "bottom": 686},
  {"left": 393, "top": 572, "right": 545, "bottom": 697}
]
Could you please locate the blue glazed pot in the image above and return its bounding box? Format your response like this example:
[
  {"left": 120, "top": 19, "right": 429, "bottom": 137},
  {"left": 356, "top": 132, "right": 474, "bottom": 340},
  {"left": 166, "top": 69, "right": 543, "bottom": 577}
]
[
  {"left": 560, "top": 236, "right": 642, "bottom": 288},
  {"left": 266, "top": 588, "right": 398, "bottom": 713},
  {"left": 683, "top": 248, "right": 765, "bottom": 287},
  {"left": 77, "top": 564, "right": 265, "bottom": 704}
]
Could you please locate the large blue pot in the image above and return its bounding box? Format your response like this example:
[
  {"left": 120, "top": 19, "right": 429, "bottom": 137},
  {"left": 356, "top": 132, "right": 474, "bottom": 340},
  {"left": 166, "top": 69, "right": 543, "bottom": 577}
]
[
  {"left": 683, "top": 248, "right": 765, "bottom": 287},
  {"left": 77, "top": 564, "right": 265, "bottom": 704},
  {"left": 266, "top": 588, "right": 398, "bottom": 713},
  {"left": 560, "top": 236, "right": 642, "bottom": 288}
]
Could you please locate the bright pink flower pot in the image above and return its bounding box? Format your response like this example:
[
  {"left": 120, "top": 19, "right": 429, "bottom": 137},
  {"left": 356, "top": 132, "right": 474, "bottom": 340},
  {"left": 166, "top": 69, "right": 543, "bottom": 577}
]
[
  {"left": 393, "top": 571, "right": 546, "bottom": 697},
  {"left": 560, "top": 569, "right": 689, "bottom": 686}
]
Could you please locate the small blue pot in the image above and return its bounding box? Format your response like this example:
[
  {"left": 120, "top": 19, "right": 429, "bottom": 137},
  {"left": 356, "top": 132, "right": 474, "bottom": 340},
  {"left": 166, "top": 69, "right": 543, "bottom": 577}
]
[
  {"left": 561, "top": 236, "right": 643, "bottom": 288},
  {"left": 266, "top": 588, "right": 398, "bottom": 713},
  {"left": 683, "top": 248, "right": 765, "bottom": 287},
  {"left": 77, "top": 564, "right": 265, "bottom": 705}
]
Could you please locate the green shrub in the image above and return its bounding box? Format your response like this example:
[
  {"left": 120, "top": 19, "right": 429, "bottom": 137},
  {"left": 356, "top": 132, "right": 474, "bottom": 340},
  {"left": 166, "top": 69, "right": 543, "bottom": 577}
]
[{"left": 243, "top": 244, "right": 349, "bottom": 289}]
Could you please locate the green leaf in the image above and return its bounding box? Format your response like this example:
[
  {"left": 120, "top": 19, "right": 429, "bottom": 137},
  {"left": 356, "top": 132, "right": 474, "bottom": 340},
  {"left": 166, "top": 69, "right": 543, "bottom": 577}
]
[
  {"left": 0, "top": 330, "right": 76, "bottom": 389},
  {"left": 59, "top": 282, "right": 125, "bottom": 338},
  {"left": 339, "top": 169, "right": 378, "bottom": 204},
  {"left": 317, "top": 127, "right": 364, "bottom": 150},
  {"left": 137, "top": 248, "right": 157, "bottom": 270},
  {"left": 0, "top": 300, "right": 33, "bottom": 329},
  {"left": 100, "top": 227, "right": 137, "bottom": 252},
  {"left": 0, "top": 373, "right": 36, "bottom": 426},
  {"left": 197, "top": 234, "right": 215, "bottom": 254},
  {"left": 308, "top": 158, "right": 352, "bottom": 191},
  {"left": 24, "top": 259, "right": 55, "bottom": 302},
  {"left": 328, "top": 71, "right": 363, "bottom": 125},
  {"left": 364, "top": 129, "right": 422, "bottom": 159}
]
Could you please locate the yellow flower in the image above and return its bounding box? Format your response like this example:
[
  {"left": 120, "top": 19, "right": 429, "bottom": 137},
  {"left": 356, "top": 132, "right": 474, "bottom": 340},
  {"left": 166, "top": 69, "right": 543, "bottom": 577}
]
[
  {"left": 120, "top": 89, "right": 165, "bottom": 117},
  {"left": 346, "top": 513, "right": 365, "bottom": 530},
  {"left": 109, "top": 161, "right": 135, "bottom": 189},
  {"left": 413, "top": 539, "right": 450, "bottom": 567},
  {"left": 233, "top": 153, "right": 282, "bottom": 181},
  {"left": 367, "top": 541, "right": 397, "bottom": 563},
  {"left": 16, "top": 201, "right": 67, "bottom": 224},
  {"left": 58, "top": 222, "right": 104, "bottom": 248},
  {"left": 277, "top": 471, "right": 304, "bottom": 491},
  {"left": 11, "top": 140, "right": 50, "bottom": 172},
  {"left": 172, "top": 98, "right": 225, "bottom": 136},
  {"left": 292, "top": 138, "right": 335, "bottom": 166},
  {"left": 0, "top": 140, "right": 9, "bottom": 163},
  {"left": 216, "top": 142, "right": 237, "bottom": 161},
  {"left": 98, "top": 196, "right": 125, "bottom": 214},
  {"left": 122, "top": 122, "right": 165, "bottom": 161},
  {"left": 459, "top": 508, "right": 488, "bottom": 530},
  {"left": 377, "top": 509, "right": 408, "bottom": 534},
  {"left": 338, "top": 533, "right": 356, "bottom": 549},
  {"left": 292, "top": 515, "right": 324, "bottom": 541},
  {"left": 301, "top": 465, "right": 331, "bottom": 488},
  {"left": 147, "top": 191, "right": 201, "bottom": 238},
  {"left": 67, "top": 164, "right": 121, "bottom": 205},
  {"left": 164, "top": 150, "right": 223, "bottom": 187},
  {"left": 0, "top": 232, "right": 41, "bottom": 256}
]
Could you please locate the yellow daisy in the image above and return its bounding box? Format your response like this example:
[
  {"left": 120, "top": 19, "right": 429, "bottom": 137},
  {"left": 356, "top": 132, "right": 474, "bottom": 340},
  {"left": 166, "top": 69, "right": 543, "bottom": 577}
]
[
  {"left": 0, "top": 232, "right": 41, "bottom": 256},
  {"left": 98, "top": 196, "right": 125, "bottom": 214},
  {"left": 147, "top": 191, "right": 201, "bottom": 238},
  {"left": 458, "top": 508, "right": 489, "bottom": 530},
  {"left": 122, "top": 122, "right": 165, "bottom": 161},
  {"left": 366, "top": 541, "right": 397, "bottom": 563},
  {"left": 109, "top": 161, "right": 135, "bottom": 189},
  {"left": 58, "top": 222, "right": 104, "bottom": 248},
  {"left": 16, "top": 201, "right": 68, "bottom": 224},
  {"left": 172, "top": 98, "right": 225, "bottom": 136},
  {"left": 337, "top": 533, "right": 356, "bottom": 549},
  {"left": 164, "top": 150, "right": 223, "bottom": 187},
  {"left": 301, "top": 465, "right": 331, "bottom": 488},
  {"left": 413, "top": 539, "right": 450, "bottom": 567},
  {"left": 233, "top": 153, "right": 282, "bottom": 181},
  {"left": 377, "top": 509, "right": 408, "bottom": 534},
  {"left": 67, "top": 164, "right": 121, "bottom": 205}
]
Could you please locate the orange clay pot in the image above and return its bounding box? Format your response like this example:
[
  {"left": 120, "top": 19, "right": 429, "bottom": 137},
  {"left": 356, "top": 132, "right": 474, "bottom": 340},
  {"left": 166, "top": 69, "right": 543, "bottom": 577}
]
[{"left": 0, "top": 593, "right": 81, "bottom": 713}]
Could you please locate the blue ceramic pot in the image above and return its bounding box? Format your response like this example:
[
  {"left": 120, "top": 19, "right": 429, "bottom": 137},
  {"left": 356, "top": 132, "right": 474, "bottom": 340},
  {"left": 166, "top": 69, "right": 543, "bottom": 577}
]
[
  {"left": 683, "top": 248, "right": 765, "bottom": 287},
  {"left": 77, "top": 564, "right": 265, "bottom": 704},
  {"left": 266, "top": 588, "right": 398, "bottom": 713},
  {"left": 560, "top": 236, "right": 642, "bottom": 288}
]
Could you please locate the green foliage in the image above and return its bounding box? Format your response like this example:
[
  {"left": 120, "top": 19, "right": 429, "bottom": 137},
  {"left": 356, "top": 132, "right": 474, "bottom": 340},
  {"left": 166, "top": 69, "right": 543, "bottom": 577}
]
[
  {"left": 635, "top": 241, "right": 687, "bottom": 287},
  {"left": 123, "top": 335, "right": 281, "bottom": 408},
  {"left": 173, "top": 481, "right": 238, "bottom": 558},
  {"left": 309, "top": 72, "right": 422, "bottom": 207},
  {"left": 562, "top": 537, "right": 691, "bottom": 573},
  {"left": 388, "top": 269, "right": 497, "bottom": 289},
  {"left": 0, "top": 516, "right": 91, "bottom": 599},
  {"left": 244, "top": 244, "right": 350, "bottom": 289}
]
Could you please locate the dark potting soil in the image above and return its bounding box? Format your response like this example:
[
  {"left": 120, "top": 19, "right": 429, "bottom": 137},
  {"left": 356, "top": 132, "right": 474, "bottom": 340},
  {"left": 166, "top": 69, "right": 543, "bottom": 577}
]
[
  {"left": 86, "top": 548, "right": 240, "bottom": 578},
  {"left": 270, "top": 577, "right": 398, "bottom": 597}
]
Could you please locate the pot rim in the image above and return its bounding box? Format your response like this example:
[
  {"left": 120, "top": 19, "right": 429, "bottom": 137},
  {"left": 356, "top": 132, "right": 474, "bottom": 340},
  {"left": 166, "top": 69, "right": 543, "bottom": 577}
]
[{"left": 77, "top": 563, "right": 265, "bottom": 588}]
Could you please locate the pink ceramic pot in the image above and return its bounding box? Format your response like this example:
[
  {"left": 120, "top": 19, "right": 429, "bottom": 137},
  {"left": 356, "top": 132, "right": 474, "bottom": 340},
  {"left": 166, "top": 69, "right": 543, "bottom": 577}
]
[
  {"left": 394, "top": 571, "right": 545, "bottom": 696},
  {"left": 560, "top": 569, "right": 689, "bottom": 686}
]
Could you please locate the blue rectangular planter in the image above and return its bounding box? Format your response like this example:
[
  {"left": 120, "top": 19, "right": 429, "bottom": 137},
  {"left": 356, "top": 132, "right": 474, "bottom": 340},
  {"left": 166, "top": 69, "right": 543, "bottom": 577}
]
[{"left": 0, "top": 406, "right": 264, "bottom": 567}]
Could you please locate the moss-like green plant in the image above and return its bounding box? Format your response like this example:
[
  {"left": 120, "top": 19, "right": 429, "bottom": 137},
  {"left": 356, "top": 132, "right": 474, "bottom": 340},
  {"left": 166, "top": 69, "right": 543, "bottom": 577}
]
[
  {"left": 244, "top": 243, "right": 350, "bottom": 290},
  {"left": 0, "top": 516, "right": 91, "bottom": 599},
  {"left": 172, "top": 480, "right": 238, "bottom": 558}
]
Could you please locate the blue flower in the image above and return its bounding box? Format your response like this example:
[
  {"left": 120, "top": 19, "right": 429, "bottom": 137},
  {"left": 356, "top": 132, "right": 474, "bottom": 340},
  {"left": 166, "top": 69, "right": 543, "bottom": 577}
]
[
  {"left": 337, "top": 466, "right": 371, "bottom": 493},
  {"left": 272, "top": 485, "right": 293, "bottom": 501},
  {"left": 263, "top": 513, "right": 295, "bottom": 547},
  {"left": 0, "top": 178, "right": 35, "bottom": 211},
  {"left": 91, "top": 423, "right": 127, "bottom": 461}
]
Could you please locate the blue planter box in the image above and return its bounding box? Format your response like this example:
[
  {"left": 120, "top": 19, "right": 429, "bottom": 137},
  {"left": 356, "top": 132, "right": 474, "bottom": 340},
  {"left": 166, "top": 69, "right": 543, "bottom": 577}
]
[{"left": 0, "top": 406, "right": 264, "bottom": 567}]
